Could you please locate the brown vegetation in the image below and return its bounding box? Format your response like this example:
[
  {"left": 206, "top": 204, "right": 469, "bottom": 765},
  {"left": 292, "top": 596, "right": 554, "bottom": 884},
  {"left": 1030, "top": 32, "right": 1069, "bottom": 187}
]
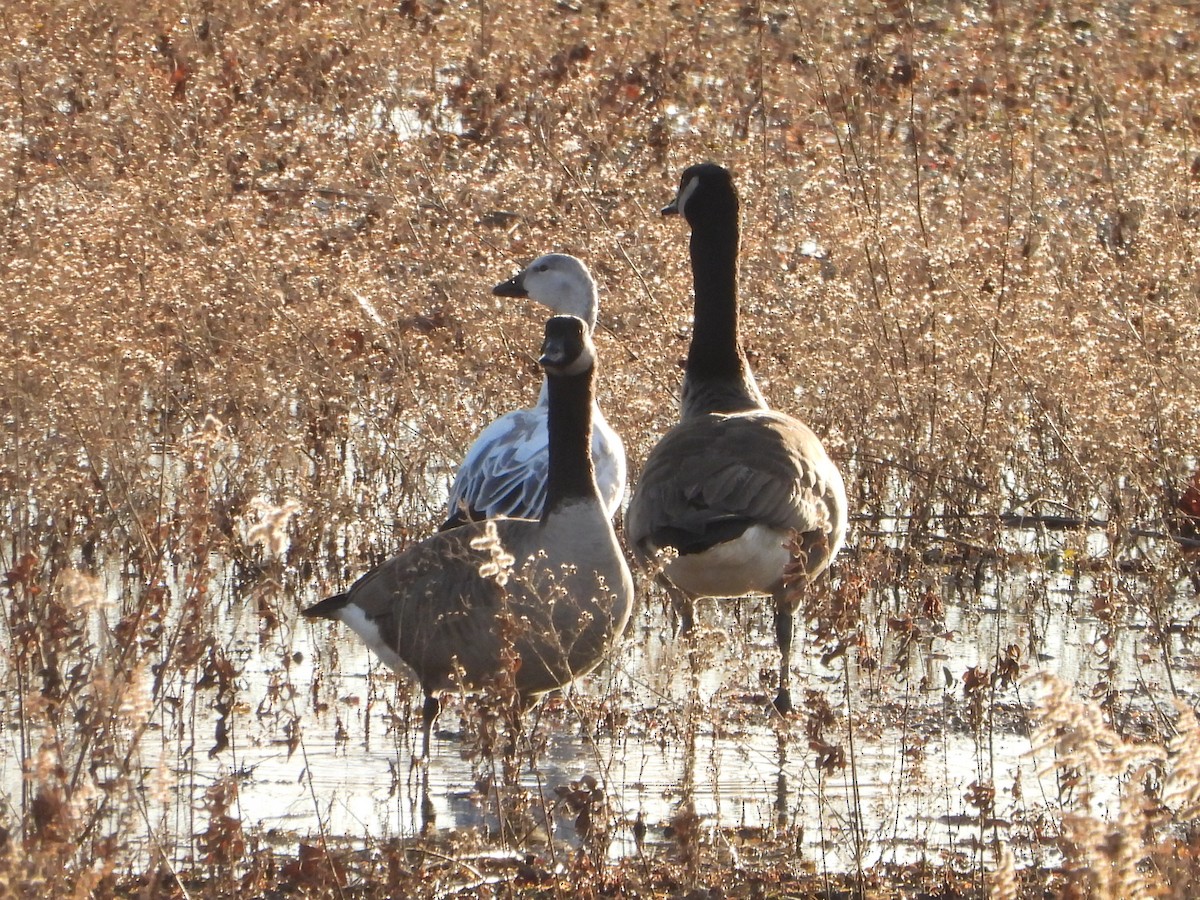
[{"left": 2, "top": 0, "right": 1200, "bottom": 896}]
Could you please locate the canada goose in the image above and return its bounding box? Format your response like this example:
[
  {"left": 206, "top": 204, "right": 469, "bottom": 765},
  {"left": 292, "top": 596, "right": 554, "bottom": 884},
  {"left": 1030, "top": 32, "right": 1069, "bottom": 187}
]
[
  {"left": 441, "top": 253, "right": 627, "bottom": 530},
  {"left": 306, "top": 315, "right": 634, "bottom": 755},
  {"left": 625, "top": 162, "right": 847, "bottom": 714}
]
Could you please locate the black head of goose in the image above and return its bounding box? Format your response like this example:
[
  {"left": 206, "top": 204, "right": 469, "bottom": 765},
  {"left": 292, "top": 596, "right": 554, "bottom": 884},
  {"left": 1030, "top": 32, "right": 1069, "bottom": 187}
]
[
  {"left": 440, "top": 254, "right": 627, "bottom": 530},
  {"left": 626, "top": 162, "right": 848, "bottom": 714},
  {"left": 306, "top": 315, "right": 634, "bottom": 756}
]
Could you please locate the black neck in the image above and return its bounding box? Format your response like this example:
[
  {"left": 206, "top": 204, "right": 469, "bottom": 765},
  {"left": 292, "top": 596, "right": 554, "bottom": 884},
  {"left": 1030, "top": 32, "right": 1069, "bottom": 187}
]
[
  {"left": 544, "top": 365, "right": 597, "bottom": 512},
  {"left": 684, "top": 204, "right": 763, "bottom": 414}
]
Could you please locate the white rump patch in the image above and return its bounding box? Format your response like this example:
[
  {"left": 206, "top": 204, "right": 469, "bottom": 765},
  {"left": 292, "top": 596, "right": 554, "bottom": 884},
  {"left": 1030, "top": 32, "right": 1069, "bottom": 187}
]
[
  {"left": 664, "top": 524, "right": 791, "bottom": 598},
  {"left": 337, "top": 604, "right": 408, "bottom": 673}
]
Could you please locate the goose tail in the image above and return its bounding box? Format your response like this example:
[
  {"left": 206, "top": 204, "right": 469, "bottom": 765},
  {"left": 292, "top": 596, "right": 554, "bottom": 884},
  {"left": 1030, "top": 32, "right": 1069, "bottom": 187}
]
[{"left": 303, "top": 593, "right": 351, "bottom": 620}]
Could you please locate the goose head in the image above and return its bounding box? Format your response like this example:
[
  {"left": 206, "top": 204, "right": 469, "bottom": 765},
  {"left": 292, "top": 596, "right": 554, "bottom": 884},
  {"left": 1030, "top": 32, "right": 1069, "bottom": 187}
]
[
  {"left": 493, "top": 253, "right": 600, "bottom": 331},
  {"left": 661, "top": 162, "right": 738, "bottom": 224},
  {"left": 539, "top": 315, "right": 594, "bottom": 378}
]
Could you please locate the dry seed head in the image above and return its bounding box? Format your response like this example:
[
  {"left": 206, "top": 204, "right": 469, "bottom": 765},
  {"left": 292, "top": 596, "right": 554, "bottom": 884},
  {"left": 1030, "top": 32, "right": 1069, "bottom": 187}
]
[
  {"left": 195, "top": 413, "right": 227, "bottom": 448},
  {"left": 1163, "top": 699, "right": 1200, "bottom": 820},
  {"left": 242, "top": 497, "right": 303, "bottom": 558},
  {"left": 145, "top": 747, "right": 173, "bottom": 808},
  {"left": 28, "top": 737, "right": 62, "bottom": 785},
  {"left": 1027, "top": 673, "right": 1167, "bottom": 805},
  {"left": 59, "top": 569, "right": 109, "bottom": 612},
  {"left": 988, "top": 844, "right": 1017, "bottom": 897},
  {"left": 470, "top": 520, "right": 515, "bottom": 586}
]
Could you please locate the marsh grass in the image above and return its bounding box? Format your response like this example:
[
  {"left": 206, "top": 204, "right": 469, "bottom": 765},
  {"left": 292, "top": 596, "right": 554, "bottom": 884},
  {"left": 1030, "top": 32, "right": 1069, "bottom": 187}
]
[{"left": 3, "top": 0, "right": 1200, "bottom": 895}]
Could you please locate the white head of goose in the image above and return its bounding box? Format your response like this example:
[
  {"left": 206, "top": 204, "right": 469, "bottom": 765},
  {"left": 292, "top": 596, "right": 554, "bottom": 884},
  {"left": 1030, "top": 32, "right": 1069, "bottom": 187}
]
[
  {"left": 625, "top": 162, "right": 848, "bottom": 714},
  {"left": 306, "top": 315, "right": 634, "bottom": 756},
  {"left": 441, "top": 253, "right": 627, "bottom": 530}
]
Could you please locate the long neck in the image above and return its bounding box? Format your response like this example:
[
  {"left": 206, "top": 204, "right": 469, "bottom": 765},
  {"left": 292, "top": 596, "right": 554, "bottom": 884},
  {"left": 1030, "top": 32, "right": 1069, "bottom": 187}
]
[
  {"left": 543, "top": 366, "right": 598, "bottom": 513},
  {"left": 560, "top": 286, "right": 598, "bottom": 332},
  {"left": 683, "top": 208, "right": 765, "bottom": 417}
]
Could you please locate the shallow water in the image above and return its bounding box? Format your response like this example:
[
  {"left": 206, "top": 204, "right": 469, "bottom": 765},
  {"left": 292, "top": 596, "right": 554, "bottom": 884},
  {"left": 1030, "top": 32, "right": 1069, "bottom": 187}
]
[
  {"left": 178, "top": 527, "right": 1199, "bottom": 872},
  {"left": 1, "top": 521, "right": 1195, "bottom": 874}
]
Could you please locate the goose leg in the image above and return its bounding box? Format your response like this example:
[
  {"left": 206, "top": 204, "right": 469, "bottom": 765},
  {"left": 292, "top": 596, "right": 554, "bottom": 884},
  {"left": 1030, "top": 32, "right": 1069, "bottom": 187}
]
[
  {"left": 663, "top": 580, "right": 696, "bottom": 636},
  {"left": 419, "top": 766, "right": 436, "bottom": 834},
  {"left": 773, "top": 606, "right": 794, "bottom": 714},
  {"left": 421, "top": 693, "right": 441, "bottom": 759}
]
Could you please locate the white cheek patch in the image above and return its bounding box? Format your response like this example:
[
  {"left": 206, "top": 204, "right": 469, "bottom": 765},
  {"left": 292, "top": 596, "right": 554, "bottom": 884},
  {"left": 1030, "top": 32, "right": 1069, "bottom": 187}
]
[
  {"left": 676, "top": 175, "right": 700, "bottom": 217},
  {"left": 561, "top": 344, "right": 595, "bottom": 376}
]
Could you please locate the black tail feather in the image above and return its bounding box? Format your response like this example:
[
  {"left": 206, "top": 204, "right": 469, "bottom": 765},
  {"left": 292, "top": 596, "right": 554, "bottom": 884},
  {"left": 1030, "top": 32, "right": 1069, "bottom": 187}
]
[{"left": 303, "top": 593, "right": 350, "bottom": 619}]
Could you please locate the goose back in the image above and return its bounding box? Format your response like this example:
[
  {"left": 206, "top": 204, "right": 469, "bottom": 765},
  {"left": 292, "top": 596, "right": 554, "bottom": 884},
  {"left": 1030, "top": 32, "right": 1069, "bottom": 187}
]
[
  {"left": 626, "top": 408, "right": 846, "bottom": 593},
  {"left": 314, "top": 511, "right": 629, "bottom": 698}
]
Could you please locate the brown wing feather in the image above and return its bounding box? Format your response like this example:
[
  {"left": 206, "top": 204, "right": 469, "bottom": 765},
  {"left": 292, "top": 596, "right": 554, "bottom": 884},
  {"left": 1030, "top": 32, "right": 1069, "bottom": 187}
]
[
  {"left": 337, "top": 516, "right": 630, "bottom": 696},
  {"left": 627, "top": 409, "right": 844, "bottom": 560},
  {"left": 340, "top": 521, "right": 526, "bottom": 690}
]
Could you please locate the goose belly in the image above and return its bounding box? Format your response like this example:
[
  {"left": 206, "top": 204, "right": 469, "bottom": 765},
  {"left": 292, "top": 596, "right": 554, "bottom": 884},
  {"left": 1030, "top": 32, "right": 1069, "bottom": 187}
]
[{"left": 662, "top": 523, "right": 791, "bottom": 598}]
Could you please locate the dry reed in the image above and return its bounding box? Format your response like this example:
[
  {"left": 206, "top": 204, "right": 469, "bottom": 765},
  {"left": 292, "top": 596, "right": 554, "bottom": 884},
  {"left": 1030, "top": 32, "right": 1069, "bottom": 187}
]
[{"left": 2, "top": 1, "right": 1199, "bottom": 896}]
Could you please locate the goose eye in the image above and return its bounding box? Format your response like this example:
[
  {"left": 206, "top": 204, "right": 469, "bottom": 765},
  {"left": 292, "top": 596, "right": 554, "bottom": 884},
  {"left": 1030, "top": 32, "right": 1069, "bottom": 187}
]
[{"left": 536, "top": 264, "right": 549, "bottom": 272}]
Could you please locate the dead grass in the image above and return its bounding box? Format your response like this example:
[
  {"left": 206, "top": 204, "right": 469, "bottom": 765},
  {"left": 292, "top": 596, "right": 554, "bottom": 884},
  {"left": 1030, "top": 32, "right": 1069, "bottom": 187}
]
[{"left": 2, "top": 0, "right": 1200, "bottom": 896}]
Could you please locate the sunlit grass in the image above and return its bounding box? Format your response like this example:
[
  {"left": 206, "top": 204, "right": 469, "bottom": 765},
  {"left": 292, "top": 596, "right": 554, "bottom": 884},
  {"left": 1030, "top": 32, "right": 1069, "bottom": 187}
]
[{"left": 2, "top": 0, "right": 1200, "bottom": 896}]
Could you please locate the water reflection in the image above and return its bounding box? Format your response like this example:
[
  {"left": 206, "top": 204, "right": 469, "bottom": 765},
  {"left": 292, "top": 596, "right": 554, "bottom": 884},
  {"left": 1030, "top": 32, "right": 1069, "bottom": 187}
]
[
  {"left": 201, "top": 532, "right": 1195, "bottom": 875},
  {"left": 3, "top": 524, "right": 1193, "bottom": 873}
]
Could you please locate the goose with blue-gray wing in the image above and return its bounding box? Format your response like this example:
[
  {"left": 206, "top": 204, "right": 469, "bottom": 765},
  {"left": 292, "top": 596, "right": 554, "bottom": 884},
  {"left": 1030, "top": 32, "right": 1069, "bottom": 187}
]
[{"left": 441, "top": 254, "right": 626, "bottom": 530}]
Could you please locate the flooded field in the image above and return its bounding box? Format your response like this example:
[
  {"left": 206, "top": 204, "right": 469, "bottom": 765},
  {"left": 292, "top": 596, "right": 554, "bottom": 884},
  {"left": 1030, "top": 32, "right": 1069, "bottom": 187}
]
[
  {"left": 5, "top": 1, "right": 1200, "bottom": 895},
  {"left": 239, "top": 544, "right": 1200, "bottom": 868},
  {"left": 6, "top": 517, "right": 1191, "bottom": 886}
]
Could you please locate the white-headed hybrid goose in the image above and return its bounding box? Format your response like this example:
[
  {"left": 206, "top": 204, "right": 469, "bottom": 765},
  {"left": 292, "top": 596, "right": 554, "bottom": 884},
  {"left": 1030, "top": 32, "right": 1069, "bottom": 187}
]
[
  {"left": 625, "top": 162, "right": 847, "bottom": 714},
  {"left": 306, "top": 315, "right": 634, "bottom": 755},
  {"left": 441, "top": 254, "right": 627, "bottom": 530}
]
